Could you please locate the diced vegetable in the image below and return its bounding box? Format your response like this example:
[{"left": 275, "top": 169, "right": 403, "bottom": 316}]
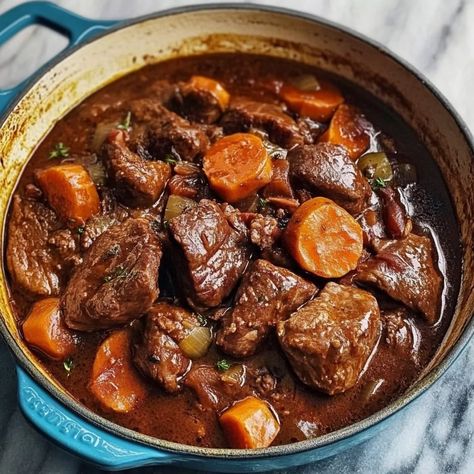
[
  {"left": 290, "top": 74, "right": 321, "bottom": 92},
  {"left": 284, "top": 197, "right": 363, "bottom": 278},
  {"left": 164, "top": 194, "right": 197, "bottom": 221},
  {"left": 35, "top": 164, "right": 100, "bottom": 224},
  {"left": 178, "top": 326, "right": 212, "bottom": 360},
  {"left": 22, "top": 298, "right": 75, "bottom": 360},
  {"left": 357, "top": 152, "right": 393, "bottom": 182},
  {"left": 219, "top": 396, "right": 280, "bottom": 449},
  {"left": 90, "top": 330, "right": 148, "bottom": 413},
  {"left": 220, "top": 364, "right": 246, "bottom": 386},
  {"left": 279, "top": 80, "right": 344, "bottom": 122},
  {"left": 320, "top": 104, "right": 372, "bottom": 160},
  {"left": 203, "top": 133, "right": 273, "bottom": 203},
  {"left": 189, "top": 75, "right": 230, "bottom": 110},
  {"left": 91, "top": 121, "right": 117, "bottom": 152}
]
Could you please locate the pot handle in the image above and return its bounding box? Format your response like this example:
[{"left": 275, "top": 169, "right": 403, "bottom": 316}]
[
  {"left": 0, "top": 1, "right": 117, "bottom": 111},
  {"left": 17, "top": 367, "right": 175, "bottom": 470}
]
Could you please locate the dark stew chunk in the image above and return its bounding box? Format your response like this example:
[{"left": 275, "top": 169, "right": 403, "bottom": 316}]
[
  {"left": 221, "top": 97, "right": 304, "bottom": 148},
  {"left": 7, "top": 195, "right": 79, "bottom": 297},
  {"left": 61, "top": 218, "right": 161, "bottom": 331},
  {"left": 289, "top": 143, "right": 371, "bottom": 215},
  {"left": 104, "top": 129, "right": 171, "bottom": 208},
  {"left": 133, "top": 302, "right": 200, "bottom": 393},
  {"left": 353, "top": 233, "right": 442, "bottom": 323},
  {"left": 217, "top": 259, "right": 316, "bottom": 357},
  {"left": 168, "top": 199, "right": 250, "bottom": 309},
  {"left": 278, "top": 282, "right": 380, "bottom": 395}
]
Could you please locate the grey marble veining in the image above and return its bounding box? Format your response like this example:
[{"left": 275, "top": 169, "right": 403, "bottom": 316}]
[{"left": 0, "top": 0, "right": 473, "bottom": 473}]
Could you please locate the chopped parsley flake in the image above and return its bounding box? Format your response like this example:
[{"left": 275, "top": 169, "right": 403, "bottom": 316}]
[
  {"left": 372, "top": 177, "right": 387, "bottom": 190},
  {"left": 117, "top": 111, "right": 132, "bottom": 131},
  {"left": 216, "top": 359, "right": 231, "bottom": 372},
  {"left": 163, "top": 154, "right": 178, "bottom": 165},
  {"left": 49, "top": 142, "right": 69, "bottom": 159},
  {"left": 63, "top": 357, "right": 73, "bottom": 374}
]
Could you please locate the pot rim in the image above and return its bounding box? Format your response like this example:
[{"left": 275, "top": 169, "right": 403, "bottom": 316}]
[{"left": 1, "top": 2, "right": 473, "bottom": 460}]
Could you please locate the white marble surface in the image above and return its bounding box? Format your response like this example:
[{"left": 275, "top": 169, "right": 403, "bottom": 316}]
[{"left": 0, "top": 0, "right": 473, "bottom": 473}]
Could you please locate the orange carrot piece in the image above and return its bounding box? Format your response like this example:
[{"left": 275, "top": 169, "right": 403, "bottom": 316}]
[
  {"left": 219, "top": 396, "right": 280, "bottom": 449},
  {"left": 279, "top": 80, "right": 344, "bottom": 122},
  {"left": 203, "top": 133, "right": 272, "bottom": 203},
  {"left": 189, "top": 75, "right": 230, "bottom": 110},
  {"left": 23, "top": 298, "right": 76, "bottom": 359},
  {"left": 35, "top": 164, "right": 100, "bottom": 224},
  {"left": 320, "top": 104, "right": 372, "bottom": 160},
  {"left": 90, "top": 330, "right": 147, "bottom": 413},
  {"left": 284, "top": 197, "right": 363, "bottom": 278}
]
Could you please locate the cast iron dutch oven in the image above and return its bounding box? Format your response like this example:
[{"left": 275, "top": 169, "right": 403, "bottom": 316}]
[{"left": 0, "top": 2, "right": 473, "bottom": 471}]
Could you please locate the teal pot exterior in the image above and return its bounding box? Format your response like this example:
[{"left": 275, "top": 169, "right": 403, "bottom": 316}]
[{"left": 0, "top": 2, "right": 473, "bottom": 472}]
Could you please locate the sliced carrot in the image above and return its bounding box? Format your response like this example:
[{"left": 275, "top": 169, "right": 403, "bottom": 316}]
[
  {"left": 189, "top": 75, "right": 230, "bottom": 110},
  {"left": 23, "top": 298, "right": 75, "bottom": 360},
  {"left": 219, "top": 396, "right": 280, "bottom": 449},
  {"left": 320, "top": 104, "right": 372, "bottom": 160},
  {"left": 35, "top": 164, "right": 100, "bottom": 224},
  {"left": 284, "top": 197, "right": 363, "bottom": 278},
  {"left": 90, "top": 330, "right": 147, "bottom": 413},
  {"left": 203, "top": 133, "right": 272, "bottom": 203},
  {"left": 279, "top": 80, "right": 344, "bottom": 122}
]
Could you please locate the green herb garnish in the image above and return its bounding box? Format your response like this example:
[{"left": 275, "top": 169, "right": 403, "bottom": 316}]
[
  {"left": 257, "top": 197, "right": 268, "bottom": 212},
  {"left": 49, "top": 142, "right": 69, "bottom": 159},
  {"left": 103, "top": 265, "right": 135, "bottom": 283},
  {"left": 63, "top": 357, "right": 73, "bottom": 374},
  {"left": 196, "top": 313, "right": 207, "bottom": 326},
  {"left": 216, "top": 359, "right": 231, "bottom": 372},
  {"left": 163, "top": 154, "right": 178, "bottom": 165},
  {"left": 117, "top": 111, "right": 132, "bottom": 131},
  {"left": 76, "top": 226, "right": 85, "bottom": 235},
  {"left": 371, "top": 177, "right": 387, "bottom": 190}
]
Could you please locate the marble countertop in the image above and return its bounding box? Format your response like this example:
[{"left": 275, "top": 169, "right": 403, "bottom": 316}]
[{"left": 0, "top": 0, "right": 472, "bottom": 473}]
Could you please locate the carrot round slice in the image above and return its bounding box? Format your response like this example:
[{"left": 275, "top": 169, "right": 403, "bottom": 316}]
[
  {"left": 320, "top": 104, "right": 372, "bottom": 160},
  {"left": 219, "top": 396, "right": 280, "bottom": 449},
  {"left": 279, "top": 80, "right": 344, "bottom": 122},
  {"left": 35, "top": 163, "right": 100, "bottom": 224},
  {"left": 284, "top": 197, "right": 363, "bottom": 278},
  {"left": 189, "top": 75, "right": 230, "bottom": 110},
  {"left": 23, "top": 298, "right": 76, "bottom": 359},
  {"left": 203, "top": 133, "right": 273, "bottom": 203},
  {"left": 90, "top": 329, "right": 147, "bottom": 413}
]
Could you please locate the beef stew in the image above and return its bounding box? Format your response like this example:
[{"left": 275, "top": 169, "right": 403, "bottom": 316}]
[{"left": 6, "top": 54, "right": 460, "bottom": 449}]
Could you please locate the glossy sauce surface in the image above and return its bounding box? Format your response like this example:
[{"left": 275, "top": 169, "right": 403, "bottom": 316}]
[{"left": 8, "top": 54, "right": 461, "bottom": 448}]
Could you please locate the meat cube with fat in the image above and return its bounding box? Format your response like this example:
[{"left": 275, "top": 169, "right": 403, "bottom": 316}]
[
  {"left": 7, "top": 196, "right": 79, "bottom": 297},
  {"left": 221, "top": 97, "right": 304, "bottom": 148},
  {"left": 168, "top": 199, "right": 250, "bottom": 310},
  {"left": 104, "top": 129, "right": 171, "bottom": 208},
  {"left": 61, "top": 218, "right": 161, "bottom": 331},
  {"left": 133, "top": 302, "right": 200, "bottom": 393},
  {"left": 289, "top": 143, "right": 371, "bottom": 215},
  {"left": 278, "top": 282, "right": 380, "bottom": 395},
  {"left": 353, "top": 233, "right": 442, "bottom": 323},
  {"left": 217, "top": 259, "right": 317, "bottom": 357}
]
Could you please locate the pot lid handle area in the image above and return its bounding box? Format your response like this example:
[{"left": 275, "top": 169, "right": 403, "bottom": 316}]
[
  {"left": 0, "top": 1, "right": 117, "bottom": 113},
  {"left": 17, "top": 367, "right": 176, "bottom": 470}
]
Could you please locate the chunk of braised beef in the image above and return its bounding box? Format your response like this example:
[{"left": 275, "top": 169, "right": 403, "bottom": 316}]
[
  {"left": 167, "top": 162, "right": 211, "bottom": 200},
  {"left": 168, "top": 199, "right": 250, "bottom": 310},
  {"left": 277, "top": 282, "right": 381, "bottom": 395},
  {"left": 103, "top": 129, "right": 171, "bottom": 208},
  {"left": 216, "top": 259, "right": 316, "bottom": 358},
  {"left": 133, "top": 302, "right": 199, "bottom": 393},
  {"left": 289, "top": 143, "right": 371, "bottom": 215},
  {"left": 7, "top": 196, "right": 79, "bottom": 297},
  {"left": 62, "top": 218, "right": 162, "bottom": 331},
  {"left": 353, "top": 233, "right": 442, "bottom": 323},
  {"left": 173, "top": 81, "right": 224, "bottom": 124},
  {"left": 248, "top": 214, "right": 281, "bottom": 251},
  {"left": 221, "top": 97, "right": 304, "bottom": 148},
  {"left": 378, "top": 187, "right": 412, "bottom": 239}
]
